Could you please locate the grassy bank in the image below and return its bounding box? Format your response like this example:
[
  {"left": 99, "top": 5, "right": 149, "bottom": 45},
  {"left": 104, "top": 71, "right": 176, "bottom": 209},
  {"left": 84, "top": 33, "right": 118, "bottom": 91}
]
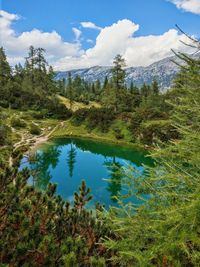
[
  {"left": 0, "top": 106, "right": 146, "bottom": 172},
  {"left": 50, "top": 119, "right": 144, "bottom": 150}
]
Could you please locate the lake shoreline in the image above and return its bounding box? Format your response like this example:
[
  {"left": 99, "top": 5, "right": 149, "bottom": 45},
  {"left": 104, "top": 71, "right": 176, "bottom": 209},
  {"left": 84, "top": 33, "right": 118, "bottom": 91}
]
[
  {"left": 48, "top": 134, "right": 147, "bottom": 152},
  {"left": 14, "top": 119, "right": 151, "bottom": 163},
  {"left": 48, "top": 120, "right": 151, "bottom": 152}
]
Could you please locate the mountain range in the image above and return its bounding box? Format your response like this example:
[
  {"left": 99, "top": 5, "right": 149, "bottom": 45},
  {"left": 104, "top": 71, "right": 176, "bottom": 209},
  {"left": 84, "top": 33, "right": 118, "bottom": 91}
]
[{"left": 55, "top": 54, "right": 197, "bottom": 91}]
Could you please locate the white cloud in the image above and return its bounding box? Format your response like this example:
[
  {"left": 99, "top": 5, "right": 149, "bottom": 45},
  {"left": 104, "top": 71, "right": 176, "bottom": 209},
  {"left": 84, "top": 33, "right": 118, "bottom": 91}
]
[
  {"left": 72, "top": 27, "right": 81, "bottom": 41},
  {"left": 0, "top": 10, "right": 83, "bottom": 66},
  {"left": 168, "top": 0, "right": 200, "bottom": 15},
  {"left": 81, "top": 21, "right": 102, "bottom": 30},
  {"left": 56, "top": 19, "right": 192, "bottom": 70},
  {"left": 0, "top": 10, "right": 194, "bottom": 71},
  {"left": 86, "top": 39, "right": 94, "bottom": 44}
]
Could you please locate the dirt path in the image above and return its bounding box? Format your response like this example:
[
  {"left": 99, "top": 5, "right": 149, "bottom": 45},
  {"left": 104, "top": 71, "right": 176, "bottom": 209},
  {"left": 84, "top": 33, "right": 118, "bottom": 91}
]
[{"left": 9, "top": 121, "right": 63, "bottom": 167}]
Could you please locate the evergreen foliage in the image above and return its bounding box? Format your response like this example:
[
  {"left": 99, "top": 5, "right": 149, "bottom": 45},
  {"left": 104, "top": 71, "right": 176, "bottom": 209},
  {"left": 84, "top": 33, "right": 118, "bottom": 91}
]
[
  {"left": 104, "top": 50, "right": 200, "bottom": 266},
  {"left": 1, "top": 39, "right": 199, "bottom": 267},
  {"left": 0, "top": 46, "right": 71, "bottom": 118},
  {"left": 0, "top": 166, "right": 117, "bottom": 266}
]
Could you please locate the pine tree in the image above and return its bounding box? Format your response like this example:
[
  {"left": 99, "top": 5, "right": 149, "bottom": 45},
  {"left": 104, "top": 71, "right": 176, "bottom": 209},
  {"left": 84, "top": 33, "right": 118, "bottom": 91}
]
[
  {"left": 67, "top": 72, "right": 73, "bottom": 109},
  {"left": 25, "top": 45, "right": 36, "bottom": 90},
  {"left": 0, "top": 47, "right": 11, "bottom": 104},
  {"left": 36, "top": 47, "right": 47, "bottom": 72},
  {"left": 103, "top": 76, "right": 108, "bottom": 91},
  {"left": 110, "top": 55, "right": 126, "bottom": 112},
  {"left": 0, "top": 47, "right": 11, "bottom": 88},
  {"left": 112, "top": 54, "right": 126, "bottom": 91},
  {"left": 140, "top": 83, "right": 150, "bottom": 98},
  {"left": 151, "top": 79, "right": 159, "bottom": 95},
  {"left": 130, "top": 83, "right": 141, "bottom": 108},
  {"left": 95, "top": 79, "right": 101, "bottom": 97}
]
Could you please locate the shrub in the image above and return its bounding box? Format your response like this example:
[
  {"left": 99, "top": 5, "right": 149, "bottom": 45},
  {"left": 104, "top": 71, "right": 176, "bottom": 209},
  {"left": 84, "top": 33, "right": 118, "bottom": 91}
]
[
  {"left": 72, "top": 108, "right": 89, "bottom": 126},
  {"left": 45, "top": 98, "right": 72, "bottom": 119},
  {"left": 0, "top": 123, "right": 11, "bottom": 146},
  {"left": 1, "top": 176, "right": 116, "bottom": 266},
  {"left": 29, "top": 110, "right": 46, "bottom": 119},
  {"left": 29, "top": 123, "right": 41, "bottom": 135},
  {"left": 11, "top": 117, "right": 26, "bottom": 128},
  {"left": 140, "top": 120, "right": 178, "bottom": 145},
  {"left": 0, "top": 100, "right": 9, "bottom": 108},
  {"left": 113, "top": 127, "right": 124, "bottom": 140},
  {"left": 86, "top": 108, "right": 115, "bottom": 133}
]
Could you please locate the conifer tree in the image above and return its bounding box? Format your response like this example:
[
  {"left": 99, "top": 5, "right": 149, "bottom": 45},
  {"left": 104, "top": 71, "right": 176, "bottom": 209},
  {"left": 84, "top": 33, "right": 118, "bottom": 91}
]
[
  {"left": 103, "top": 76, "right": 108, "bottom": 91},
  {"left": 140, "top": 82, "right": 150, "bottom": 98},
  {"left": 67, "top": 72, "right": 73, "bottom": 109},
  {"left": 0, "top": 47, "right": 11, "bottom": 88},
  {"left": 151, "top": 79, "right": 159, "bottom": 95},
  {"left": 105, "top": 48, "right": 200, "bottom": 266},
  {"left": 0, "top": 47, "right": 11, "bottom": 104},
  {"left": 112, "top": 54, "right": 126, "bottom": 91}
]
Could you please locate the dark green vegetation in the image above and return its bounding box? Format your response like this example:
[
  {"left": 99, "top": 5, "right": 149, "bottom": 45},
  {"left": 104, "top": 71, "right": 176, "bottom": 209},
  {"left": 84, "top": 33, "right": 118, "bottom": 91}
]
[
  {"left": 1, "top": 170, "right": 114, "bottom": 266},
  {"left": 104, "top": 49, "right": 200, "bottom": 266},
  {"left": 0, "top": 36, "right": 200, "bottom": 266},
  {"left": 0, "top": 46, "right": 71, "bottom": 118},
  {"left": 68, "top": 54, "right": 176, "bottom": 144}
]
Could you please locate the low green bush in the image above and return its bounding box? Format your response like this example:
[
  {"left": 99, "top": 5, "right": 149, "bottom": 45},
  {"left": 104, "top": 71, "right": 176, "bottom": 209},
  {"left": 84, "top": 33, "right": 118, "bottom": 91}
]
[
  {"left": 113, "top": 127, "right": 124, "bottom": 140},
  {"left": 29, "top": 123, "right": 41, "bottom": 135},
  {"left": 11, "top": 117, "right": 26, "bottom": 128},
  {"left": 140, "top": 120, "right": 178, "bottom": 144},
  {"left": 72, "top": 108, "right": 89, "bottom": 126}
]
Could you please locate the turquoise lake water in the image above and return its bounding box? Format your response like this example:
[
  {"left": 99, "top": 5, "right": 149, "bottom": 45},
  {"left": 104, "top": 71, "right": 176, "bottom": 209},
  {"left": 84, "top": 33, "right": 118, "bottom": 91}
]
[{"left": 20, "top": 138, "right": 153, "bottom": 209}]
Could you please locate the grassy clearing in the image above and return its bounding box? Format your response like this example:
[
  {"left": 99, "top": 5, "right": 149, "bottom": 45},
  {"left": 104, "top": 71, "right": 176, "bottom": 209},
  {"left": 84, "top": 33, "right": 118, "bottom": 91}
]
[
  {"left": 51, "top": 119, "right": 141, "bottom": 149},
  {"left": 57, "top": 95, "right": 101, "bottom": 111}
]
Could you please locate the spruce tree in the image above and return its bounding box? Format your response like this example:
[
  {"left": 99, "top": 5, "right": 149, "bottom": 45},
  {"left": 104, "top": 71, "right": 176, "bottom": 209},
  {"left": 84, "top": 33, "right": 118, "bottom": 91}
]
[
  {"left": 0, "top": 47, "right": 11, "bottom": 88},
  {"left": 112, "top": 54, "right": 126, "bottom": 91},
  {"left": 0, "top": 47, "right": 11, "bottom": 104},
  {"left": 152, "top": 79, "right": 159, "bottom": 95},
  {"left": 67, "top": 72, "right": 73, "bottom": 109}
]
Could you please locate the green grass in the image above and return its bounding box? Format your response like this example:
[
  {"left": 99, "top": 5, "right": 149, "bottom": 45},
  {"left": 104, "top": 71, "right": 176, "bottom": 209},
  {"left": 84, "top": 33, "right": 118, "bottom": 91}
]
[
  {"left": 51, "top": 119, "right": 142, "bottom": 149},
  {"left": 57, "top": 95, "right": 101, "bottom": 111}
]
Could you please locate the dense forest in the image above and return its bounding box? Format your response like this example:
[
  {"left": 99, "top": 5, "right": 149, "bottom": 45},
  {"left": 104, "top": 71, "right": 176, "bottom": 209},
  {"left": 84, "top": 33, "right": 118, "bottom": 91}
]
[{"left": 0, "top": 35, "right": 200, "bottom": 267}]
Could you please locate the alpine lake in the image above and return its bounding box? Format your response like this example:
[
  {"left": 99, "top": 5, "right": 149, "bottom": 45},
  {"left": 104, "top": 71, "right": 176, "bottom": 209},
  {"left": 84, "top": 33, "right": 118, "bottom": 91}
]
[{"left": 20, "top": 138, "right": 153, "bottom": 209}]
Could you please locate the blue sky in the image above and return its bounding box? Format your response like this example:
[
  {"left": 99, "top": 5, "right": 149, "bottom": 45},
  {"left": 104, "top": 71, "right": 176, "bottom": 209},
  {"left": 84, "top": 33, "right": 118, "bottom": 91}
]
[{"left": 0, "top": 0, "right": 199, "bottom": 70}]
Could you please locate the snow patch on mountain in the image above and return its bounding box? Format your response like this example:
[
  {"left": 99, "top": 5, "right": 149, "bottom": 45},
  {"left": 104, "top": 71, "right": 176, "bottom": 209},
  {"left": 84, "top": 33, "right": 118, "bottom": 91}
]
[{"left": 55, "top": 54, "right": 198, "bottom": 91}]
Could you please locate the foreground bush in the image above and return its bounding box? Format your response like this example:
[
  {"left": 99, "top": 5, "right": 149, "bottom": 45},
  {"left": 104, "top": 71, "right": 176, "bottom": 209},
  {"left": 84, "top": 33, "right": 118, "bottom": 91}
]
[{"left": 0, "top": 168, "right": 117, "bottom": 266}]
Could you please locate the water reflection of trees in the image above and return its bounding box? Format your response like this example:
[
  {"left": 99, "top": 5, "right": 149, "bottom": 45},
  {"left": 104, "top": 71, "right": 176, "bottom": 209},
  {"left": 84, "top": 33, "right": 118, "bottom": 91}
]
[
  {"left": 67, "top": 143, "right": 77, "bottom": 178},
  {"left": 104, "top": 156, "right": 124, "bottom": 203},
  {"left": 29, "top": 146, "right": 61, "bottom": 189}
]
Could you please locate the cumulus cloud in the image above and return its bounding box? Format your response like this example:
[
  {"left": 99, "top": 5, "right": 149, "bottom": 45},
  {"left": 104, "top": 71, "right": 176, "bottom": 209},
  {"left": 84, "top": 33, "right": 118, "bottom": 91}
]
[
  {"left": 168, "top": 0, "right": 200, "bottom": 15},
  {"left": 80, "top": 21, "right": 102, "bottom": 30},
  {"left": 56, "top": 19, "right": 192, "bottom": 70},
  {"left": 0, "top": 10, "right": 194, "bottom": 71},
  {"left": 0, "top": 10, "right": 83, "bottom": 66}
]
